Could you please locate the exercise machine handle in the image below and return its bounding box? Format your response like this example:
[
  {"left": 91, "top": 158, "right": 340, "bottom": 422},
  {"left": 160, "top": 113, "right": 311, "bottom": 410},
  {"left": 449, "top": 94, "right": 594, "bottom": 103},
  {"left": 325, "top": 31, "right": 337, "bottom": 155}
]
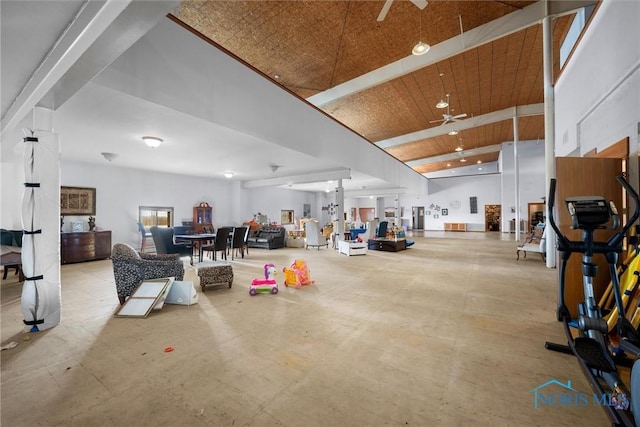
[
  {"left": 608, "top": 175, "right": 640, "bottom": 248},
  {"left": 547, "top": 178, "right": 570, "bottom": 250}
]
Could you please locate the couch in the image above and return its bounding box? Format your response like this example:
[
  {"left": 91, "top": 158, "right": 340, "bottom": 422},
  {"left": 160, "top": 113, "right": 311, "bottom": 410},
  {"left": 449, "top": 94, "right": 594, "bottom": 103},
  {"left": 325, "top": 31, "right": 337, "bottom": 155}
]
[
  {"left": 1, "top": 229, "right": 23, "bottom": 279},
  {"left": 246, "top": 227, "right": 286, "bottom": 249}
]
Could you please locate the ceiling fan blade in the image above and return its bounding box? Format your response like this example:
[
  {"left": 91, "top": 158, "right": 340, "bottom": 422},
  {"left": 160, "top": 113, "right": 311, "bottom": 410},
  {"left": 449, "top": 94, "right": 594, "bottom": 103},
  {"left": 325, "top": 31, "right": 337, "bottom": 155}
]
[
  {"left": 410, "top": 0, "right": 428, "bottom": 10},
  {"left": 452, "top": 113, "right": 468, "bottom": 119},
  {"left": 429, "top": 118, "right": 445, "bottom": 124},
  {"left": 377, "top": 0, "right": 393, "bottom": 22}
]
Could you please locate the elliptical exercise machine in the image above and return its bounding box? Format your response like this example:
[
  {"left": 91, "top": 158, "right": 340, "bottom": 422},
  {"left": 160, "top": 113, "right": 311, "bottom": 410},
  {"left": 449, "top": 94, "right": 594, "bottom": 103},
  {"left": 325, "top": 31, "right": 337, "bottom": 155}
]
[{"left": 545, "top": 175, "right": 640, "bottom": 426}]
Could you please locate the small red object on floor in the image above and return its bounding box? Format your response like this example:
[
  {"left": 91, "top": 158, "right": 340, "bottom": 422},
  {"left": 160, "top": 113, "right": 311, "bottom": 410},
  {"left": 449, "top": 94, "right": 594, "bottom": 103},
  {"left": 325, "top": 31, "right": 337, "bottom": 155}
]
[{"left": 164, "top": 346, "right": 174, "bottom": 352}]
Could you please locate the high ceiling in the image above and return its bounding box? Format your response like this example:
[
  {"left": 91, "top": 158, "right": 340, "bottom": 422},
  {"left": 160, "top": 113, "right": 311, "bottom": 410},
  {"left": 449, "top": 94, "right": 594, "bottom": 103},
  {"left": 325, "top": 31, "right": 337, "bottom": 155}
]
[
  {"left": 172, "top": 0, "right": 577, "bottom": 176},
  {"left": 1, "top": 0, "right": 591, "bottom": 197}
]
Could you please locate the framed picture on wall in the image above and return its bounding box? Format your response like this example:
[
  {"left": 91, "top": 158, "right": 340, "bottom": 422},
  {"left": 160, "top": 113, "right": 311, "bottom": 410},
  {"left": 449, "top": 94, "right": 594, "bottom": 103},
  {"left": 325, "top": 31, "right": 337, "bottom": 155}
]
[{"left": 61, "top": 186, "right": 96, "bottom": 216}]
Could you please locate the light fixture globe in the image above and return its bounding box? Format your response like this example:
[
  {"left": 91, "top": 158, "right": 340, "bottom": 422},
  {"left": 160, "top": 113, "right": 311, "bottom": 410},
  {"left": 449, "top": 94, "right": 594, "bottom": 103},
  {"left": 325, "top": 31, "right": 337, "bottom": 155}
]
[
  {"left": 454, "top": 146, "right": 463, "bottom": 152},
  {"left": 142, "top": 136, "right": 163, "bottom": 148},
  {"left": 448, "top": 130, "right": 458, "bottom": 135},
  {"left": 412, "top": 41, "right": 430, "bottom": 56},
  {"left": 436, "top": 99, "right": 449, "bottom": 109}
]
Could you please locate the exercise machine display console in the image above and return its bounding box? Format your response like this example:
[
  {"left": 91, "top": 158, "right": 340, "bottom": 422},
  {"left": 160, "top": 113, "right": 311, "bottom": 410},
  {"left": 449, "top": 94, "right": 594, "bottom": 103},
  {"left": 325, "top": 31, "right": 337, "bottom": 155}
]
[{"left": 566, "top": 196, "right": 618, "bottom": 230}]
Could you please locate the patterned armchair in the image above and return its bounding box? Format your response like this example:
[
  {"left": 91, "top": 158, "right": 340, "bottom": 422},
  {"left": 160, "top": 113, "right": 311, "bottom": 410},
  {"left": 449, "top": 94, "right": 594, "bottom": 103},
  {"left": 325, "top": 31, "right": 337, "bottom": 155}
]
[{"left": 111, "top": 243, "right": 185, "bottom": 304}]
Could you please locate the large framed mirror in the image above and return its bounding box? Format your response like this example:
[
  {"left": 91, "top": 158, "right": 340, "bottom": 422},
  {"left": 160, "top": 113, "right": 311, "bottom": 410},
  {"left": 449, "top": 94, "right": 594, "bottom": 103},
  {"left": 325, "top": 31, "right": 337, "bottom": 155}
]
[{"left": 281, "top": 209, "right": 294, "bottom": 224}]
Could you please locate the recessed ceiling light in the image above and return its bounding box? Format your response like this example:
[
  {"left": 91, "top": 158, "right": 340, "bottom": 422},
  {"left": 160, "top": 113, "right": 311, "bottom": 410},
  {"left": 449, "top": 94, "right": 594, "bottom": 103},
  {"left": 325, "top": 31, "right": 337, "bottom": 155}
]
[
  {"left": 446, "top": 163, "right": 451, "bottom": 167},
  {"left": 223, "top": 172, "right": 234, "bottom": 178},
  {"left": 142, "top": 136, "right": 162, "bottom": 148},
  {"left": 460, "top": 158, "right": 467, "bottom": 163},
  {"left": 478, "top": 167, "right": 483, "bottom": 170},
  {"left": 274, "top": 74, "right": 280, "bottom": 79},
  {"left": 325, "top": 189, "right": 330, "bottom": 193},
  {"left": 448, "top": 130, "right": 458, "bottom": 135},
  {"left": 477, "top": 160, "right": 482, "bottom": 164}
]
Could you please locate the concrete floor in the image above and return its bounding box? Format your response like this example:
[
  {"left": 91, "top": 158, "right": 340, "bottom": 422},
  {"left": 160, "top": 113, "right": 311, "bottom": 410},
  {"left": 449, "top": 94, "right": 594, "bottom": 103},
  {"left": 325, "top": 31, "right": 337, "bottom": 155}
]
[{"left": 1, "top": 233, "right": 609, "bottom": 426}]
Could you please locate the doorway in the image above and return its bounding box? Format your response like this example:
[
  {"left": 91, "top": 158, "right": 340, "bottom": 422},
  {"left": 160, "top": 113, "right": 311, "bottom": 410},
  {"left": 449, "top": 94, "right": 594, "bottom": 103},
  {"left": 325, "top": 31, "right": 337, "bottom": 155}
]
[
  {"left": 412, "top": 206, "right": 424, "bottom": 229},
  {"left": 527, "top": 202, "right": 545, "bottom": 233},
  {"left": 358, "top": 208, "right": 375, "bottom": 224},
  {"left": 485, "top": 205, "right": 501, "bottom": 231}
]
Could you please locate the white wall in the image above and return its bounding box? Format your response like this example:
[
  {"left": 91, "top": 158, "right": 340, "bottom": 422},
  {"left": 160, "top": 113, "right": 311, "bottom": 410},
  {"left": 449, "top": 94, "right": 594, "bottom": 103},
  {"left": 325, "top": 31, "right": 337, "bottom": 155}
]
[
  {"left": 555, "top": 0, "right": 640, "bottom": 161},
  {"left": 399, "top": 174, "right": 501, "bottom": 231},
  {"left": 59, "top": 161, "right": 316, "bottom": 248},
  {"left": 500, "top": 140, "right": 546, "bottom": 231}
]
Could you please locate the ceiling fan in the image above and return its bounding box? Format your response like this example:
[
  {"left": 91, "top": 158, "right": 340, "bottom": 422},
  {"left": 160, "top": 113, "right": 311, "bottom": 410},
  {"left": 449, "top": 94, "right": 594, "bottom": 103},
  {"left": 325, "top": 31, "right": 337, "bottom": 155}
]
[
  {"left": 429, "top": 94, "right": 468, "bottom": 126},
  {"left": 377, "top": 0, "right": 428, "bottom": 22}
]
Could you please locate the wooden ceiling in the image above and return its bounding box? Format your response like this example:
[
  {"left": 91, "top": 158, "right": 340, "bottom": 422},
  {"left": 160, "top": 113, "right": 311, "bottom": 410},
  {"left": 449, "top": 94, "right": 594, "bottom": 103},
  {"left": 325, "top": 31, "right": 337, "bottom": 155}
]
[{"left": 173, "top": 0, "right": 575, "bottom": 176}]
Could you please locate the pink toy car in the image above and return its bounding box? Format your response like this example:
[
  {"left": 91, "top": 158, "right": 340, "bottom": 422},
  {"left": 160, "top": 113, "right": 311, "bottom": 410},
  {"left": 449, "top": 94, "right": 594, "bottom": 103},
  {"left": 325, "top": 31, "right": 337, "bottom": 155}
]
[{"left": 250, "top": 263, "right": 278, "bottom": 296}]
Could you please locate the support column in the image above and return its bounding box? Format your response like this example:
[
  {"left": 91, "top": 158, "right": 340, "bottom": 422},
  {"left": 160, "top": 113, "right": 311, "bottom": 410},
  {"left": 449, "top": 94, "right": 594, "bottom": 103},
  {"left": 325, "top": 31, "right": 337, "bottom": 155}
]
[
  {"left": 513, "top": 114, "right": 521, "bottom": 242},
  {"left": 21, "top": 106, "right": 62, "bottom": 331},
  {"left": 335, "top": 180, "right": 345, "bottom": 244},
  {"left": 543, "top": 9, "right": 556, "bottom": 268}
]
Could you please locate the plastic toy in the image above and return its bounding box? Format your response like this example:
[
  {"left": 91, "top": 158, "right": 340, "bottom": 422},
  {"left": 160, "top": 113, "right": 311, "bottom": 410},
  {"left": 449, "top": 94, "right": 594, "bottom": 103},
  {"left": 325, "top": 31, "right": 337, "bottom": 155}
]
[
  {"left": 282, "top": 259, "right": 314, "bottom": 288},
  {"left": 250, "top": 263, "right": 278, "bottom": 296}
]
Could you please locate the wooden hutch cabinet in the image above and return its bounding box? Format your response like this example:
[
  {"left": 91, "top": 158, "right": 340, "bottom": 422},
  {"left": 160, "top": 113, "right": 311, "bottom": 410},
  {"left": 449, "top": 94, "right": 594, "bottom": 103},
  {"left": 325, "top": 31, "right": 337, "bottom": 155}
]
[
  {"left": 61, "top": 230, "right": 112, "bottom": 264},
  {"left": 193, "top": 202, "right": 213, "bottom": 234}
]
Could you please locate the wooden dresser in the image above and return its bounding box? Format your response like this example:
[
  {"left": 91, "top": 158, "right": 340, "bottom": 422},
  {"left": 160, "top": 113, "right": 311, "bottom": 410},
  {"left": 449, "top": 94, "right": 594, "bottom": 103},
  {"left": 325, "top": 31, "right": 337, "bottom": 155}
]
[{"left": 61, "top": 231, "right": 112, "bottom": 264}]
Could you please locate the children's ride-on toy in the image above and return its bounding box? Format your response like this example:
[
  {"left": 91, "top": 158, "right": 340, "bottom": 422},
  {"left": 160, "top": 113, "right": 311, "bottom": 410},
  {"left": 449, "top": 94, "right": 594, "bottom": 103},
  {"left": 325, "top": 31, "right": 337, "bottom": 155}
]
[
  {"left": 282, "top": 259, "right": 314, "bottom": 289},
  {"left": 250, "top": 263, "right": 278, "bottom": 296}
]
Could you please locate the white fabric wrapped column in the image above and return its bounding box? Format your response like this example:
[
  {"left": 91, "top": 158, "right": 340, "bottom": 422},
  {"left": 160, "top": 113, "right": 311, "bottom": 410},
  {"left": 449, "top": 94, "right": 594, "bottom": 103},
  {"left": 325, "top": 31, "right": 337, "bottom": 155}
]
[{"left": 21, "top": 132, "right": 61, "bottom": 331}]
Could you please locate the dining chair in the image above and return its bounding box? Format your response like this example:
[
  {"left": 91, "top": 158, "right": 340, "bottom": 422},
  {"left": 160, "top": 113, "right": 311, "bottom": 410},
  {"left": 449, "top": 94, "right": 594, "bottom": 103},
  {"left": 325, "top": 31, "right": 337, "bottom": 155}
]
[
  {"left": 376, "top": 221, "right": 389, "bottom": 238},
  {"left": 202, "top": 227, "right": 231, "bottom": 261},
  {"left": 242, "top": 226, "right": 250, "bottom": 256},
  {"left": 137, "top": 222, "right": 153, "bottom": 253},
  {"left": 230, "top": 226, "right": 248, "bottom": 260},
  {"left": 150, "top": 226, "right": 193, "bottom": 264}
]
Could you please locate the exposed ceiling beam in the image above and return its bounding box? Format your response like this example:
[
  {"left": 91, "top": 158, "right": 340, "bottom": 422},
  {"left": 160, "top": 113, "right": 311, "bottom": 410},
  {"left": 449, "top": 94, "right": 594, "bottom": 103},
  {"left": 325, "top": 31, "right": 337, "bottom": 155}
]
[
  {"left": 1, "top": 0, "right": 178, "bottom": 136},
  {"left": 376, "top": 103, "right": 544, "bottom": 149},
  {"left": 344, "top": 188, "right": 406, "bottom": 198},
  {"left": 307, "top": 1, "right": 593, "bottom": 107},
  {"left": 242, "top": 168, "right": 351, "bottom": 189},
  {"left": 308, "top": 1, "right": 548, "bottom": 107},
  {"left": 407, "top": 144, "right": 502, "bottom": 167}
]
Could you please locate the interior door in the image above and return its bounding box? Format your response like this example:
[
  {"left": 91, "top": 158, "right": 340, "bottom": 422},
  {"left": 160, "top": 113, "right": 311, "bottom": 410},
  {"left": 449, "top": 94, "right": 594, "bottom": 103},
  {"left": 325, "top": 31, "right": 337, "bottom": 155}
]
[
  {"left": 485, "top": 205, "right": 501, "bottom": 231},
  {"left": 412, "top": 206, "right": 424, "bottom": 229},
  {"left": 556, "top": 157, "right": 623, "bottom": 318}
]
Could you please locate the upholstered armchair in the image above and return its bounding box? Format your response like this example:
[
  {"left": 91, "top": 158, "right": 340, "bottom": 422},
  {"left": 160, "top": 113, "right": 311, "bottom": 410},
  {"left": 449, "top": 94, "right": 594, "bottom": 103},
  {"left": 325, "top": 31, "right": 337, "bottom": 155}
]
[
  {"left": 111, "top": 243, "right": 185, "bottom": 305},
  {"left": 304, "top": 220, "right": 328, "bottom": 250}
]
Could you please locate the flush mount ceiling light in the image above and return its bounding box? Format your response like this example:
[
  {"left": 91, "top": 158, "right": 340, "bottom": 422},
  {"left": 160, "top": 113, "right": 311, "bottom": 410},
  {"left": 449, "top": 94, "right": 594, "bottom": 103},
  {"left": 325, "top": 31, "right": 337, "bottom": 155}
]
[
  {"left": 223, "top": 172, "right": 234, "bottom": 178},
  {"left": 460, "top": 158, "right": 467, "bottom": 163},
  {"left": 448, "top": 129, "right": 458, "bottom": 135},
  {"left": 142, "top": 136, "right": 162, "bottom": 148},
  {"left": 477, "top": 160, "right": 482, "bottom": 164},
  {"left": 454, "top": 145, "right": 463, "bottom": 152}
]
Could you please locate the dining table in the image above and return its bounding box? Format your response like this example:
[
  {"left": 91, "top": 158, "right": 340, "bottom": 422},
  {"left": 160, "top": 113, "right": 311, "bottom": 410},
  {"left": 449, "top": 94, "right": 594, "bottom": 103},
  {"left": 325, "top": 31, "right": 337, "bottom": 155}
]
[{"left": 174, "top": 233, "right": 216, "bottom": 263}]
